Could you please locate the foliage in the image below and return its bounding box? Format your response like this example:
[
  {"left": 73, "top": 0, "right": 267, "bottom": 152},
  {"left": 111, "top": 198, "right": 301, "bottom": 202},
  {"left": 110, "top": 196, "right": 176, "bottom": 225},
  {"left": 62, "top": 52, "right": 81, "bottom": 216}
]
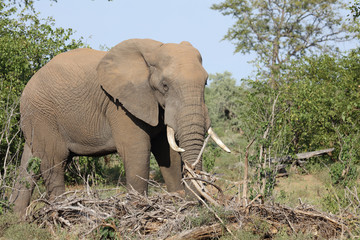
[
  {"left": 330, "top": 161, "right": 358, "bottom": 187},
  {"left": 65, "top": 155, "right": 126, "bottom": 187},
  {"left": 206, "top": 49, "right": 360, "bottom": 198},
  {"left": 203, "top": 142, "right": 221, "bottom": 171},
  {"left": 282, "top": 50, "right": 360, "bottom": 154},
  {"left": 103, "top": 156, "right": 126, "bottom": 185},
  {"left": 97, "top": 218, "right": 120, "bottom": 240},
  {"left": 0, "top": 0, "right": 83, "bottom": 200},
  {"left": 351, "top": 0, "right": 360, "bottom": 19},
  {"left": 0, "top": 0, "right": 83, "bottom": 160},
  {"left": 65, "top": 156, "right": 103, "bottom": 185},
  {"left": 262, "top": 50, "right": 359, "bottom": 153},
  {"left": 209, "top": 0, "right": 360, "bottom": 205},
  {"left": 26, "top": 157, "right": 41, "bottom": 175},
  {"left": 212, "top": 0, "right": 360, "bottom": 86},
  {"left": 204, "top": 72, "right": 249, "bottom": 173},
  {"left": 237, "top": 81, "right": 288, "bottom": 197},
  {"left": 329, "top": 136, "right": 359, "bottom": 187},
  {"left": 205, "top": 71, "right": 244, "bottom": 131},
  {"left": 321, "top": 184, "right": 360, "bottom": 217}
]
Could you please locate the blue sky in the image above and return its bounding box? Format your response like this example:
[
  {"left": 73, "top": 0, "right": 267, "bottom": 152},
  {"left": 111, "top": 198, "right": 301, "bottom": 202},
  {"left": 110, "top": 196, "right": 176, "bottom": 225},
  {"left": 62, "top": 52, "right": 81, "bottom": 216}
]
[
  {"left": 33, "top": 0, "right": 255, "bottom": 82},
  {"left": 33, "top": 0, "right": 357, "bottom": 82}
]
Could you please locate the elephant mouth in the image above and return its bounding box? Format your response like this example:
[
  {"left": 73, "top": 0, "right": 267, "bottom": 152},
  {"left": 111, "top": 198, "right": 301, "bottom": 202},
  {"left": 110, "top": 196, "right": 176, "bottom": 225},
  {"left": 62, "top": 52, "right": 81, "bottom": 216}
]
[{"left": 166, "top": 126, "right": 231, "bottom": 153}]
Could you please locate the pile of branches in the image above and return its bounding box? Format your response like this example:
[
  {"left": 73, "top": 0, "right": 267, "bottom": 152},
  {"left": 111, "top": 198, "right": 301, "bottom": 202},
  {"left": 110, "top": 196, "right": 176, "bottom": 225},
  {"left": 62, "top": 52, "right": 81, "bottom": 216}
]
[
  {"left": 26, "top": 184, "right": 359, "bottom": 239},
  {"left": 25, "top": 139, "right": 358, "bottom": 239},
  {"left": 26, "top": 188, "right": 200, "bottom": 239},
  {"left": 240, "top": 202, "right": 358, "bottom": 239}
]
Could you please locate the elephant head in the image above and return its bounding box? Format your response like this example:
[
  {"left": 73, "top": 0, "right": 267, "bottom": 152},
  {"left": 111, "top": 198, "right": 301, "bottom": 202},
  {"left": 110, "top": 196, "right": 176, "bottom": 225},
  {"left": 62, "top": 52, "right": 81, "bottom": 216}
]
[{"left": 97, "top": 38, "right": 227, "bottom": 171}]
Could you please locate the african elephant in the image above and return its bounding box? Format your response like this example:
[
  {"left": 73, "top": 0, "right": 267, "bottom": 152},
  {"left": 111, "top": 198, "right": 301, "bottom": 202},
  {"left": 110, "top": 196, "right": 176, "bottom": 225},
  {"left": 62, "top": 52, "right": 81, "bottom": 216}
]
[{"left": 10, "top": 39, "right": 229, "bottom": 216}]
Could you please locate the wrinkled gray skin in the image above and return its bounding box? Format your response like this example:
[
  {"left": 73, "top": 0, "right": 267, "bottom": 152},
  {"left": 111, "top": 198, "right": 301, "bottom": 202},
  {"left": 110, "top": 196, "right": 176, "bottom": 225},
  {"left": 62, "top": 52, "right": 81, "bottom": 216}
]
[{"left": 10, "top": 39, "right": 210, "bottom": 216}]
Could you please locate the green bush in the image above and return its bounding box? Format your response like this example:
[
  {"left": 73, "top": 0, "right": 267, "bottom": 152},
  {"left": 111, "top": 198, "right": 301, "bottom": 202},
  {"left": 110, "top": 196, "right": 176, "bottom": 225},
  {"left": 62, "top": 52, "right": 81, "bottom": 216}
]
[
  {"left": 320, "top": 185, "right": 360, "bottom": 215},
  {"left": 97, "top": 218, "right": 120, "bottom": 240},
  {"left": 282, "top": 51, "right": 360, "bottom": 155},
  {"left": 203, "top": 142, "right": 221, "bottom": 171},
  {"left": 65, "top": 155, "right": 127, "bottom": 187},
  {"left": 0, "top": 1, "right": 84, "bottom": 164},
  {"left": 205, "top": 50, "right": 360, "bottom": 201},
  {"left": 330, "top": 161, "right": 358, "bottom": 187},
  {"left": 0, "top": 0, "right": 83, "bottom": 201}
]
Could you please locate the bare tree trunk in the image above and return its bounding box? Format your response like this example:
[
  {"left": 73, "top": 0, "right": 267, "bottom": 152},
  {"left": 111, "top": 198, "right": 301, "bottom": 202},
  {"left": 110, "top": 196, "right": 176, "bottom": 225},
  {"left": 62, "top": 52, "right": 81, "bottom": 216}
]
[{"left": 241, "top": 138, "right": 255, "bottom": 205}]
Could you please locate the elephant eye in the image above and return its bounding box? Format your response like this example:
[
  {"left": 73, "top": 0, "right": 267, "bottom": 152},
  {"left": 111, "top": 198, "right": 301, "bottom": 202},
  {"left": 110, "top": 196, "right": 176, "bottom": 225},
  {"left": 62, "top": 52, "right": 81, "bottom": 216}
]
[{"left": 162, "top": 82, "right": 169, "bottom": 92}]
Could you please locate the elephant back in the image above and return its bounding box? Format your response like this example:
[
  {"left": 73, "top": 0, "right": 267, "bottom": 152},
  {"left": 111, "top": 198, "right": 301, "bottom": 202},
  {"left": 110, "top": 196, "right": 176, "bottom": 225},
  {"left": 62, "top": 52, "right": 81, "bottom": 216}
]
[{"left": 22, "top": 48, "right": 106, "bottom": 104}]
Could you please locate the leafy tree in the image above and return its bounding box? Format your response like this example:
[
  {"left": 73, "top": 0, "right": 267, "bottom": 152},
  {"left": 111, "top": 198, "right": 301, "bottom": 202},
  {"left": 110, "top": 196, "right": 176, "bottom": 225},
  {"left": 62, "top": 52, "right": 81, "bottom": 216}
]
[
  {"left": 205, "top": 72, "right": 244, "bottom": 131},
  {"left": 282, "top": 50, "right": 360, "bottom": 155},
  {"left": 351, "top": 0, "right": 360, "bottom": 19},
  {"left": 212, "top": 0, "right": 360, "bottom": 87},
  {"left": 0, "top": 0, "right": 83, "bottom": 179},
  {"left": 211, "top": 0, "right": 360, "bottom": 198},
  {"left": 205, "top": 71, "right": 287, "bottom": 195}
]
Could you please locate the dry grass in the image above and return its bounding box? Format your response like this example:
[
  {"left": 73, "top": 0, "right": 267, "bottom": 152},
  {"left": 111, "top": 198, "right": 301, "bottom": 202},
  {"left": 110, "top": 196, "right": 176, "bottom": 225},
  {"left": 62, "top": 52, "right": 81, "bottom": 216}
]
[{"left": 274, "top": 173, "right": 327, "bottom": 208}]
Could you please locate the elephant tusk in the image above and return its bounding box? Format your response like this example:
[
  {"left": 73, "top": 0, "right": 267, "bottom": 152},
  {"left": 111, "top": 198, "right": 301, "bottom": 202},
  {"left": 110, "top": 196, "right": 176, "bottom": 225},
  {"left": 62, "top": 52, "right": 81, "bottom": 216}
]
[
  {"left": 167, "top": 126, "right": 185, "bottom": 153},
  {"left": 208, "top": 127, "right": 231, "bottom": 153}
]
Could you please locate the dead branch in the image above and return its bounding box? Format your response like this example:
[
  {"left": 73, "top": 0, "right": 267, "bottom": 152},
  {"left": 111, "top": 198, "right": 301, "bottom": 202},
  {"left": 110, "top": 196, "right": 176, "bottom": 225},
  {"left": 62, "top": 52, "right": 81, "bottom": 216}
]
[
  {"left": 183, "top": 162, "right": 221, "bottom": 206},
  {"left": 192, "top": 134, "right": 210, "bottom": 169},
  {"left": 166, "top": 223, "right": 223, "bottom": 240}
]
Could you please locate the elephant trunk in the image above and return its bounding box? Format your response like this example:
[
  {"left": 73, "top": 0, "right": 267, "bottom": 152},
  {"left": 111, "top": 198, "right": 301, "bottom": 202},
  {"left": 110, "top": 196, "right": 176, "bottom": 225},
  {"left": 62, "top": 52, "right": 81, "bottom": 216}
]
[{"left": 176, "top": 90, "right": 207, "bottom": 170}]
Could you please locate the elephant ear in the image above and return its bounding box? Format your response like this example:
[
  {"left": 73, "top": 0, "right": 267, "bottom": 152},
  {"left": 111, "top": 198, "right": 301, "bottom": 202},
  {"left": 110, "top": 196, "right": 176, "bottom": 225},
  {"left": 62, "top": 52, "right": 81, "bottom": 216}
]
[{"left": 97, "top": 39, "right": 163, "bottom": 126}]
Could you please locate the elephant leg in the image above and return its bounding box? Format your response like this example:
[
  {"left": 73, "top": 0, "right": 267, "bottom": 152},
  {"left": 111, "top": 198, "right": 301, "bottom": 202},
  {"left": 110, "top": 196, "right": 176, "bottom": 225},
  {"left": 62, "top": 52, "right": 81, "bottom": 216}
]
[
  {"left": 39, "top": 140, "right": 69, "bottom": 200},
  {"left": 26, "top": 122, "right": 70, "bottom": 200},
  {"left": 10, "top": 143, "right": 37, "bottom": 217},
  {"left": 113, "top": 129, "right": 151, "bottom": 195},
  {"left": 151, "top": 132, "right": 183, "bottom": 192},
  {"left": 122, "top": 146, "right": 151, "bottom": 194}
]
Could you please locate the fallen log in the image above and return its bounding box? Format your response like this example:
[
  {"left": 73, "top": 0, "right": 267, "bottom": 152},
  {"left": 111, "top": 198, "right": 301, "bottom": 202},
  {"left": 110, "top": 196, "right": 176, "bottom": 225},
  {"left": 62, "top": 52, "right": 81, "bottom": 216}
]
[
  {"left": 295, "top": 148, "right": 334, "bottom": 160},
  {"left": 270, "top": 148, "right": 334, "bottom": 164},
  {"left": 270, "top": 148, "right": 335, "bottom": 177}
]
